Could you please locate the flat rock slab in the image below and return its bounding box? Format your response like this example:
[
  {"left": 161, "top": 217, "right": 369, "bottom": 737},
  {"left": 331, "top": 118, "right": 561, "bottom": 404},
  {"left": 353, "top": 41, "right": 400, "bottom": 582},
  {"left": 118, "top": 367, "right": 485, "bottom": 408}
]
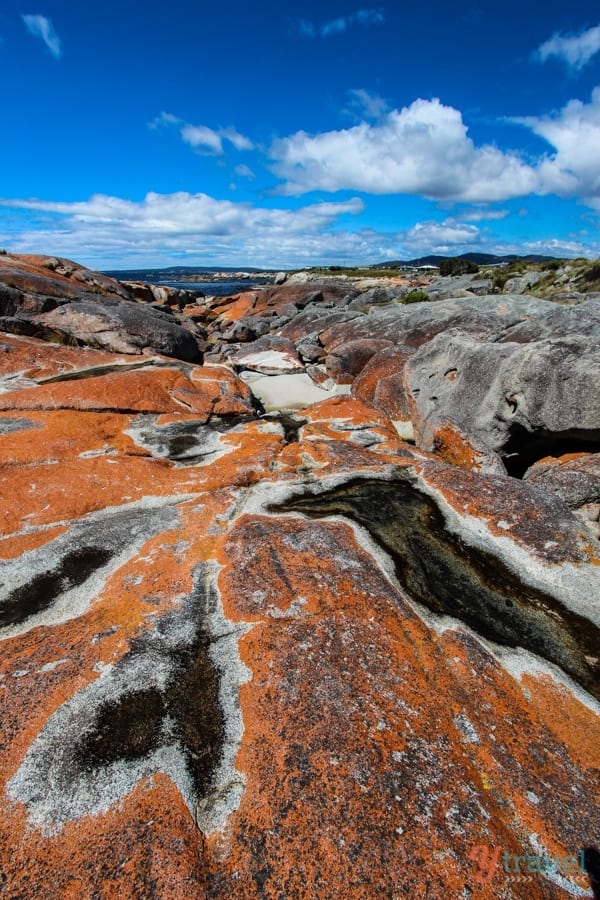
[{"left": 230, "top": 336, "right": 304, "bottom": 374}]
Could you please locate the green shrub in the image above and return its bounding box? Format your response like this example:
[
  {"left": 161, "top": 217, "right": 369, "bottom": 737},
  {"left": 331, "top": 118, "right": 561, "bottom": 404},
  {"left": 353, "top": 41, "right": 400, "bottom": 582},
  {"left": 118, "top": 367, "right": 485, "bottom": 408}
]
[
  {"left": 403, "top": 289, "right": 430, "bottom": 303},
  {"left": 582, "top": 263, "right": 600, "bottom": 283}
]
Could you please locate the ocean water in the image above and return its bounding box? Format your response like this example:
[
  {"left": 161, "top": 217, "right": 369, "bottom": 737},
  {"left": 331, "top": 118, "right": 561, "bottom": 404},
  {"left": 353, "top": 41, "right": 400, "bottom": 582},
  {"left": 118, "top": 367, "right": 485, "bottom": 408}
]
[{"left": 162, "top": 280, "right": 269, "bottom": 296}]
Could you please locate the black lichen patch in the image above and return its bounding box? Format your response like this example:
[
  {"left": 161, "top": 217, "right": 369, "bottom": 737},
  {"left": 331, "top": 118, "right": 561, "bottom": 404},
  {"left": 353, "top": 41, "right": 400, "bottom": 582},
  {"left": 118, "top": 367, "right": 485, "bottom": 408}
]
[
  {"left": 8, "top": 563, "right": 228, "bottom": 830},
  {"left": 0, "top": 546, "right": 112, "bottom": 627},
  {"left": 263, "top": 411, "right": 308, "bottom": 445},
  {"left": 131, "top": 414, "right": 253, "bottom": 465},
  {"left": 76, "top": 638, "right": 224, "bottom": 798},
  {"left": 78, "top": 688, "right": 165, "bottom": 766},
  {"left": 273, "top": 476, "right": 600, "bottom": 700}
]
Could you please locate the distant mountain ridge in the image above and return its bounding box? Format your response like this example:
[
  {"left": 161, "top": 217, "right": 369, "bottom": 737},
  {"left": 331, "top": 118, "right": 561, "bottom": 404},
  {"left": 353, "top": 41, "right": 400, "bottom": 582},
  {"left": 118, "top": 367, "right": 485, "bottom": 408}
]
[{"left": 376, "top": 253, "right": 560, "bottom": 268}]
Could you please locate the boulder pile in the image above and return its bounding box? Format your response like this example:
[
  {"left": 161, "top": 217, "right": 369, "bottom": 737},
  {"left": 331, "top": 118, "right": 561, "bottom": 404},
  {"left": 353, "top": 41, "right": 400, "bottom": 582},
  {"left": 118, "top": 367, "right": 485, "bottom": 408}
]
[{"left": 0, "top": 253, "right": 598, "bottom": 898}]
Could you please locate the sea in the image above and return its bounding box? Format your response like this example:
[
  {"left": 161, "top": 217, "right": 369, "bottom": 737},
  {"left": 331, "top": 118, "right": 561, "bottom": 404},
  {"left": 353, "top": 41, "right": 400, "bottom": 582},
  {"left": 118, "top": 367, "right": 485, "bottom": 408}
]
[{"left": 161, "top": 279, "right": 271, "bottom": 296}]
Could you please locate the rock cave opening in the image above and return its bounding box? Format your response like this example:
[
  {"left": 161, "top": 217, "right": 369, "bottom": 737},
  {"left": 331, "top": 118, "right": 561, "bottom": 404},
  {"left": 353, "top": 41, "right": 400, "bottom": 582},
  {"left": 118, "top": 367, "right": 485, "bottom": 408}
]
[{"left": 501, "top": 425, "right": 600, "bottom": 479}]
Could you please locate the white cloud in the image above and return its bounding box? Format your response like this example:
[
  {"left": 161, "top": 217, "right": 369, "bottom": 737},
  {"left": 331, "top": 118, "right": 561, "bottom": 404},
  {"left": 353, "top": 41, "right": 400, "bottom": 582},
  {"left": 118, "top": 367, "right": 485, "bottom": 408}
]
[
  {"left": 148, "top": 111, "right": 181, "bottom": 130},
  {"left": 234, "top": 164, "right": 255, "bottom": 179},
  {"left": 181, "top": 124, "right": 224, "bottom": 154},
  {"left": 221, "top": 128, "right": 254, "bottom": 151},
  {"left": 517, "top": 88, "right": 600, "bottom": 209},
  {"left": 0, "top": 192, "right": 367, "bottom": 268},
  {"left": 150, "top": 112, "right": 253, "bottom": 156},
  {"left": 345, "top": 88, "right": 389, "bottom": 121},
  {"left": 22, "top": 14, "right": 62, "bottom": 59},
  {"left": 1, "top": 192, "right": 598, "bottom": 267},
  {"left": 291, "top": 8, "right": 384, "bottom": 39},
  {"left": 401, "top": 220, "right": 481, "bottom": 254},
  {"left": 455, "top": 209, "right": 510, "bottom": 223},
  {"left": 270, "top": 98, "right": 538, "bottom": 202},
  {"left": 535, "top": 24, "right": 600, "bottom": 71}
]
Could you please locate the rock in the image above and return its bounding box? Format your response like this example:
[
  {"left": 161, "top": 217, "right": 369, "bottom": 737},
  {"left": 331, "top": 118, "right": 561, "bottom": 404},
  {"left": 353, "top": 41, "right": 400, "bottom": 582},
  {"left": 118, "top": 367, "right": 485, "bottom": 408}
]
[
  {"left": 230, "top": 336, "right": 304, "bottom": 375},
  {"left": 523, "top": 453, "right": 600, "bottom": 508},
  {"left": 220, "top": 317, "right": 271, "bottom": 343},
  {"left": 324, "top": 338, "right": 393, "bottom": 383},
  {"left": 502, "top": 270, "right": 545, "bottom": 294},
  {"left": 319, "top": 294, "right": 600, "bottom": 351},
  {"left": 416, "top": 413, "right": 507, "bottom": 475},
  {"left": 32, "top": 296, "right": 205, "bottom": 361},
  {"left": 295, "top": 337, "right": 324, "bottom": 363},
  {"left": 0, "top": 254, "right": 206, "bottom": 362},
  {"left": 405, "top": 331, "right": 600, "bottom": 475},
  {"left": 0, "top": 261, "right": 599, "bottom": 897},
  {"left": 351, "top": 345, "right": 417, "bottom": 421},
  {"left": 273, "top": 271, "right": 288, "bottom": 285},
  {"left": 0, "top": 253, "right": 131, "bottom": 302}
]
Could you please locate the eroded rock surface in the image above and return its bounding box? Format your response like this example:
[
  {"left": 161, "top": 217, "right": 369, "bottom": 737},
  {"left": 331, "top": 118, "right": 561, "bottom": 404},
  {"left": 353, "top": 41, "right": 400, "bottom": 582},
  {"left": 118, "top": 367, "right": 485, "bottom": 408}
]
[{"left": 0, "top": 257, "right": 599, "bottom": 898}]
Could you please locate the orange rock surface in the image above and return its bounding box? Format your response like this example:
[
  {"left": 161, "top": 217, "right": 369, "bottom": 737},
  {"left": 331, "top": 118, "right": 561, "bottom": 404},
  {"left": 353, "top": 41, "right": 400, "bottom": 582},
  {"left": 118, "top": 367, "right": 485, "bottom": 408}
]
[{"left": 0, "top": 269, "right": 599, "bottom": 899}]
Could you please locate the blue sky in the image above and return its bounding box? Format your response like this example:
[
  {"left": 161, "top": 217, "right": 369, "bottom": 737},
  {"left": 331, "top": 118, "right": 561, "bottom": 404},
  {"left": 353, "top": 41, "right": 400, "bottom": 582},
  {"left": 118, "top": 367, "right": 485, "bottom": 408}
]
[{"left": 1, "top": 0, "right": 600, "bottom": 268}]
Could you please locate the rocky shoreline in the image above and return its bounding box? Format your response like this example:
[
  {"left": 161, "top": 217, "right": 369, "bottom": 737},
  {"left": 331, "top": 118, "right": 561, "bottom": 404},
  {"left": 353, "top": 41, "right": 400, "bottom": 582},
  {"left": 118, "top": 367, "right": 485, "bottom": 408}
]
[{"left": 0, "top": 252, "right": 598, "bottom": 897}]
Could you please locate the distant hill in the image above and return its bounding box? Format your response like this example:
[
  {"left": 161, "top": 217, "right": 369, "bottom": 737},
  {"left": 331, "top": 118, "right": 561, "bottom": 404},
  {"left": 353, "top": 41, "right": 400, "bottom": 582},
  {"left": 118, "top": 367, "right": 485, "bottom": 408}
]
[{"left": 375, "top": 253, "right": 560, "bottom": 268}]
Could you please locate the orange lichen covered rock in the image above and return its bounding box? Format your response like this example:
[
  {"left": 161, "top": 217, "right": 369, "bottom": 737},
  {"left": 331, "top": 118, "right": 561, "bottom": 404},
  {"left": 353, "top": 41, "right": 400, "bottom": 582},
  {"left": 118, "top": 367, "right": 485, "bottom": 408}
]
[{"left": 0, "top": 275, "right": 599, "bottom": 899}]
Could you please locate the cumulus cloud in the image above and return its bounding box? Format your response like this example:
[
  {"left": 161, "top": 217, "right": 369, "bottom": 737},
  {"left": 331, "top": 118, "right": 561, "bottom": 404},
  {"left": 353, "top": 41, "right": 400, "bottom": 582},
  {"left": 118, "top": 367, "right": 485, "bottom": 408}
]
[
  {"left": 291, "top": 8, "right": 384, "bottom": 39},
  {"left": 517, "top": 87, "right": 600, "bottom": 209},
  {"left": 22, "top": 14, "right": 62, "bottom": 59},
  {"left": 150, "top": 112, "right": 253, "bottom": 155},
  {"left": 0, "top": 192, "right": 367, "bottom": 268},
  {"left": 535, "top": 24, "right": 600, "bottom": 71},
  {"left": 270, "top": 98, "right": 538, "bottom": 202}
]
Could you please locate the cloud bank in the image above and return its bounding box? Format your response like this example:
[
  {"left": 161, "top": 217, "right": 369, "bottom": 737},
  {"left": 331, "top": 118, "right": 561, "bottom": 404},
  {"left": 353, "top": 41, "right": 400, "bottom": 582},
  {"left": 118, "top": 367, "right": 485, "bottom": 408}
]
[
  {"left": 0, "top": 192, "right": 369, "bottom": 267},
  {"left": 2, "top": 189, "right": 596, "bottom": 269},
  {"left": 22, "top": 14, "right": 62, "bottom": 59}
]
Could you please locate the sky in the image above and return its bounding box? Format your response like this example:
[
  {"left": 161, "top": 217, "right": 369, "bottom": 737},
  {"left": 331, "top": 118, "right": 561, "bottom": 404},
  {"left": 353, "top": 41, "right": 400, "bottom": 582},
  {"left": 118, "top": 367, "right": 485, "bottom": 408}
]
[{"left": 1, "top": 0, "right": 600, "bottom": 269}]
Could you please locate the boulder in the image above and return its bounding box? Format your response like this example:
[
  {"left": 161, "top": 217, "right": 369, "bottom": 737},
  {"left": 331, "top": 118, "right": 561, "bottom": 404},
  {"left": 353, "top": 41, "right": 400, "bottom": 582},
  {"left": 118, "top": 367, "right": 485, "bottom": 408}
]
[
  {"left": 523, "top": 452, "right": 600, "bottom": 508},
  {"left": 32, "top": 296, "right": 205, "bottom": 361},
  {"left": 324, "top": 338, "right": 393, "bottom": 383},
  {"left": 351, "top": 345, "right": 417, "bottom": 421},
  {"left": 405, "top": 331, "right": 600, "bottom": 475}
]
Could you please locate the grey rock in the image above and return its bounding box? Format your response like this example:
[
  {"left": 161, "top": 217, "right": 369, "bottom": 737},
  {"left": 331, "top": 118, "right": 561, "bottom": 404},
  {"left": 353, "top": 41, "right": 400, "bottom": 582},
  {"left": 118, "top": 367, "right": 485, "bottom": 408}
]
[
  {"left": 502, "top": 270, "right": 545, "bottom": 294},
  {"left": 523, "top": 454, "right": 600, "bottom": 509},
  {"left": 405, "top": 331, "right": 600, "bottom": 474},
  {"left": 318, "top": 295, "right": 600, "bottom": 352},
  {"left": 33, "top": 297, "right": 204, "bottom": 361}
]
